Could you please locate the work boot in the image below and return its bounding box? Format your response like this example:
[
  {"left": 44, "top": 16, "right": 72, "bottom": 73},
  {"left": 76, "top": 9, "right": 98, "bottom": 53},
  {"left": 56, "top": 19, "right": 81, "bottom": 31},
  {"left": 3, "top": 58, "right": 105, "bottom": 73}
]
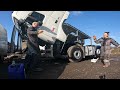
[
  {"left": 103, "top": 59, "right": 110, "bottom": 68},
  {"left": 103, "top": 64, "right": 109, "bottom": 68}
]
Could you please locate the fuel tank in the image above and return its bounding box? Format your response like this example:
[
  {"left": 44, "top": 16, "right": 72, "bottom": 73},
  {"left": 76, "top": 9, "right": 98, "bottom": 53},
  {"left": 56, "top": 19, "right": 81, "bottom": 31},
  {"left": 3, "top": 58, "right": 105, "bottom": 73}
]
[{"left": 0, "top": 24, "right": 8, "bottom": 56}]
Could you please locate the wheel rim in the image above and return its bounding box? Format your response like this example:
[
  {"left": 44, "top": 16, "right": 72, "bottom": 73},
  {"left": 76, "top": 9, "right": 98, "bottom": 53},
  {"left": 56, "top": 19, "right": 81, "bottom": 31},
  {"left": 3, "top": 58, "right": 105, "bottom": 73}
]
[
  {"left": 96, "top": 49, "right": 100, "bottom": 55},
  {"left": 74, "top": 50, "right": 81, "bottom": 59}
]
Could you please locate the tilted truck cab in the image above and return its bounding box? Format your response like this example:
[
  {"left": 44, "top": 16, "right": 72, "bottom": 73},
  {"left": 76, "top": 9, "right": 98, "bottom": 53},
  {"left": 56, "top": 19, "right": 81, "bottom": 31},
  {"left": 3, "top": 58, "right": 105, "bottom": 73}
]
[
  {"left": 11, "top": 11, "right": 101, "bottom": 62},
  {"left": 12, "top": 11, "right": 69, "bottom": 44}
]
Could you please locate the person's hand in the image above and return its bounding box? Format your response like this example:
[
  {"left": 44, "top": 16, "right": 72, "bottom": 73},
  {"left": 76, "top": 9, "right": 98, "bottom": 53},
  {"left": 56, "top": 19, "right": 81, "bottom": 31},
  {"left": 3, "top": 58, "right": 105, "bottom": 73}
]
[
  {"left": 37, "top": 30, "right": 43, "bottom": 34},
  {"left": 93, "top": 35, "right": 97, "bottom": 40}
]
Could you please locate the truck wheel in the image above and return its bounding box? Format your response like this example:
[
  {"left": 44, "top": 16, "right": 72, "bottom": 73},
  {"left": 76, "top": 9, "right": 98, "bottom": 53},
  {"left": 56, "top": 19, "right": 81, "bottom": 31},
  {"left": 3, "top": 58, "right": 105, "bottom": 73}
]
[
  {"left": 95, "top": 48, "right": 101, "bottom": 58},
  {"left": 67, "top": 45, "right": 83, "bottom": 62}
]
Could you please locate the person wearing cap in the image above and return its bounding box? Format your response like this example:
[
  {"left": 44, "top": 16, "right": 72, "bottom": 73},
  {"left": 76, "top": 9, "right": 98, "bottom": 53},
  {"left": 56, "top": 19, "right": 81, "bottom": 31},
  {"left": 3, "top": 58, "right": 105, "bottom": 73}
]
[
  {"left": 93, "top": 32, "right": 120, "bottom": 67},
  {"left": 25, "top": 22, "right": 43, "bottom": 72}
]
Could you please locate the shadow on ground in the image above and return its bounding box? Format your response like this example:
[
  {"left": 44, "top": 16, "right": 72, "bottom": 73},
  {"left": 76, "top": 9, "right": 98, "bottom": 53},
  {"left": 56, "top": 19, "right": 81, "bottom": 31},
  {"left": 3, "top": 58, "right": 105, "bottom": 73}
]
[
  {"left": 0, "top": 63, "right": 9, "bottom": 79},
  {"left": 0, "top": 58, "right": 69, "bottom": 79},
  {"left": 26, "top": 58, "right": 69, "bottom": 79}
]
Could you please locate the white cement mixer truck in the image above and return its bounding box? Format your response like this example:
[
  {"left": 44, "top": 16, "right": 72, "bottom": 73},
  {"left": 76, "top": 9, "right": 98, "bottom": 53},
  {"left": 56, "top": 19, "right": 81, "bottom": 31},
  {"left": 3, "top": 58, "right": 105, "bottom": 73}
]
[{"left": 11, "top": 11, "right": 101, "bottom": 62}]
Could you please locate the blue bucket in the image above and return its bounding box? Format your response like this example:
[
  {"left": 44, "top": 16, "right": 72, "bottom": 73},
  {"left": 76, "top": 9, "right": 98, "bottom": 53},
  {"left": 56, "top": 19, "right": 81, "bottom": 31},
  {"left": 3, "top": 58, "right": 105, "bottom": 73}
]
[{"left": 8, "top": 63, "right": 25, "bottom": 79}]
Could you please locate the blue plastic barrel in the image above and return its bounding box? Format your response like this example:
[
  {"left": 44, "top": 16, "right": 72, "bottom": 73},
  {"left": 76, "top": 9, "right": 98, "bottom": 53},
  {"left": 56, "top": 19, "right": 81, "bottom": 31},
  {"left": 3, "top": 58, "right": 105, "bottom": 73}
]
[{"left": 8, "top": 63, "right": 25, "bottom": 79}]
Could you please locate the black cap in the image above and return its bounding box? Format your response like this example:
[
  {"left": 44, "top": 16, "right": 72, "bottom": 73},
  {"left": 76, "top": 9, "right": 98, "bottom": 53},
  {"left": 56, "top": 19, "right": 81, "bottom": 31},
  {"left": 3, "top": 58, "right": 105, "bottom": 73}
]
[{"left": 104, "top": 32, "right": 110, "bottom": 34}]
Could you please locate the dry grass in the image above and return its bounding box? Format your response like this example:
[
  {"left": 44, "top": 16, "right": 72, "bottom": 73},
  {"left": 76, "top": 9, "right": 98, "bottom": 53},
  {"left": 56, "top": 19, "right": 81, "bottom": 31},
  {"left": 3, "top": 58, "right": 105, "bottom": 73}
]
[{"left": 111, "top": 47, "right": 120, "bottom": 57}]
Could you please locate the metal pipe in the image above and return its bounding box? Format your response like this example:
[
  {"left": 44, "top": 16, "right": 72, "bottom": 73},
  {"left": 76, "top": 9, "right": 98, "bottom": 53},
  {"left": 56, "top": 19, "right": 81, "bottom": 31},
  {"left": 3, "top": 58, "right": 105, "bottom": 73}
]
[
  {"left": 17, "top": 33, "right": 20, "bottom": 51},
  {"left": 10, "top": 25, "right": 16, "bottom": 53}
]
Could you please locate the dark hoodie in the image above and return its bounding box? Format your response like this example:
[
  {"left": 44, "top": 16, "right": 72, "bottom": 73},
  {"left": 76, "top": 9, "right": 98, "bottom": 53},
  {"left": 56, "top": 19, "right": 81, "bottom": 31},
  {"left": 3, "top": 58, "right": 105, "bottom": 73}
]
[{"left": 27, "top": 27, "right": 39, "bottom": 53}]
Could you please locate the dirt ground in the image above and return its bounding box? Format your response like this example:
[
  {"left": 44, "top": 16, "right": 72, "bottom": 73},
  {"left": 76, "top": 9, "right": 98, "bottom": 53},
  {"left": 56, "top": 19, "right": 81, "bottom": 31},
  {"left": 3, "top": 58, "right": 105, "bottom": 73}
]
[{"left": 0, "top": 56, "right": 120, "bottom": 79}]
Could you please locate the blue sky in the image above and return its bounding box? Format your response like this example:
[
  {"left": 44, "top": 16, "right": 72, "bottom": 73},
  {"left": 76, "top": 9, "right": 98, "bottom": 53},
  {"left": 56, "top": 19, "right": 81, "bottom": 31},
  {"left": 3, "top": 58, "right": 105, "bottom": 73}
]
[{"left": 0, "top": 11, "right": 120, "bottom": 46}]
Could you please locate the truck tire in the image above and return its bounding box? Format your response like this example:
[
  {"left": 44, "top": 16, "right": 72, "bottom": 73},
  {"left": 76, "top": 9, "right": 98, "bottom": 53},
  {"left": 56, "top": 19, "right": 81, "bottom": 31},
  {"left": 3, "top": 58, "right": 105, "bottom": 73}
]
[
  {"left": 95, "top": 48, "right": 101, "bottom": 58},
  {"left": 67, "top": 45, "right": 83, "bottom": 62}
]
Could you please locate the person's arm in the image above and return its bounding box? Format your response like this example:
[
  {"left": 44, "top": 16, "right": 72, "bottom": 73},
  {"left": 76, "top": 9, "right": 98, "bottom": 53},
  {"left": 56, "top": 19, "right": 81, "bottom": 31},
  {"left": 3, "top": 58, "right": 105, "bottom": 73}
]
[
  {"left": 27, "top": 27, "right": 38, "bottom": 35},
  {"left": 94, "top": 37, "right": 103, "bottom": 44},
  {"left": 110, "top": 38, "right": 120, "bottom": 47}
]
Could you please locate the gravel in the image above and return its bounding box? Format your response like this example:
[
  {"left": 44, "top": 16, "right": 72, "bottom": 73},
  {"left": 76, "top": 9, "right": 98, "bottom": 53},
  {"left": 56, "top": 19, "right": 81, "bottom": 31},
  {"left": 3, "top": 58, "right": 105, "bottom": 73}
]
[{"left": 0, "top": 57, "right": 120, "bottom": 79}]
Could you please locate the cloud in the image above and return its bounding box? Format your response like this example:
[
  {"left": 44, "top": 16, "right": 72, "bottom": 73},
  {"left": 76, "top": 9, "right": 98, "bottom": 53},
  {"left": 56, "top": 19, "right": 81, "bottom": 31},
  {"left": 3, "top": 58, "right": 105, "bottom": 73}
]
[{"left": 71, "top": 11, "right": 83, "bottom": 16}]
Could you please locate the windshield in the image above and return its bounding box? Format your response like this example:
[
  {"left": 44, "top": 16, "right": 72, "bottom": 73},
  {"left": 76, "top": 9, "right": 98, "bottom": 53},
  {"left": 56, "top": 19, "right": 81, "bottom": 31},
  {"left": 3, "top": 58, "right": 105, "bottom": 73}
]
[{"left": 25, "top": 11, "right": 45, "bottom": 25}]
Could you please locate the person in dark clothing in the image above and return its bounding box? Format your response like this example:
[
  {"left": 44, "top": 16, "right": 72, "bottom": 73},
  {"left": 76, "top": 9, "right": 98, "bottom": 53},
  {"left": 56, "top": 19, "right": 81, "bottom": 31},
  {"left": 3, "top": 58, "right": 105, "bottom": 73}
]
[
  {"left": 93, "top": 32, "right": 120, "bottom": 67},
  {"left": 25, "top": 22, "right": 43, "bottom": 72}
]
